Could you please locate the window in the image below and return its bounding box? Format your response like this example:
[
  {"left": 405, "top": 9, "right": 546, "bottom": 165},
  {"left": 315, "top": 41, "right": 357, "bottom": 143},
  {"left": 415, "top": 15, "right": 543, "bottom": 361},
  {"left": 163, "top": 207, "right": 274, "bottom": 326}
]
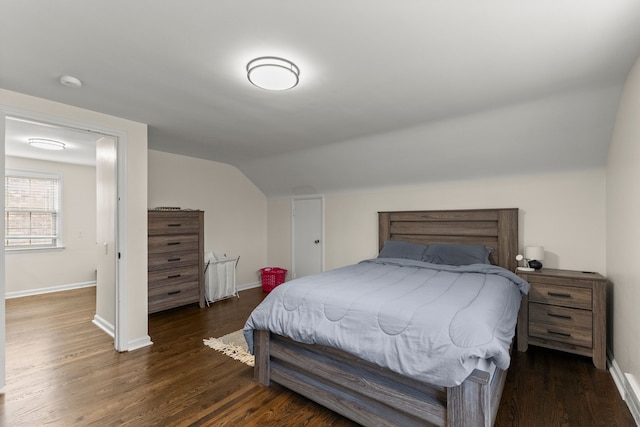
[{"left": 4, "top": 170, "right": 62, "bottom": 249}]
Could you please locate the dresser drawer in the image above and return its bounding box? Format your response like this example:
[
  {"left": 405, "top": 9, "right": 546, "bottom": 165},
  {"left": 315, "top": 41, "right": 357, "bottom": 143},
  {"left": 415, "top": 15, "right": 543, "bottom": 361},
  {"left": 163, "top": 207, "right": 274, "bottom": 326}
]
[
  {"left": 529, "top": 322, "right": 592, "bottom": 348},
  {"left": 148, "top": 281, "right": 200, "bottom": 313},
  {"left": 529, "top": 282, "right": 592, "bottom": 310},
  {"left": 148, "top": 280, "right": 199, "bottom": 300},
  {"left": 148, "top": 213, "right": 201, "bottom": 236},
  {"left": 148, "top": 250, "right": 199, "bottom": 271},
  {"left": 529, "top": 302, "right": 592, "bottom": 329},
  {"left": 148, "top": 234, "right": 199, "bottom": 254},
  {"left": 148, "top": 266, "right": 200, "bottom": 288}
]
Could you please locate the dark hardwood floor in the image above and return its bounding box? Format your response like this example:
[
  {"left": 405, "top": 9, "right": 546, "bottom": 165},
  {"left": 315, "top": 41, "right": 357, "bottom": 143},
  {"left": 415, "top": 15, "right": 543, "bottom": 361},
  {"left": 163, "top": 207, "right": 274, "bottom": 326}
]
[{"left": 1, "top": 286, "right": 635, "bottom": 426}]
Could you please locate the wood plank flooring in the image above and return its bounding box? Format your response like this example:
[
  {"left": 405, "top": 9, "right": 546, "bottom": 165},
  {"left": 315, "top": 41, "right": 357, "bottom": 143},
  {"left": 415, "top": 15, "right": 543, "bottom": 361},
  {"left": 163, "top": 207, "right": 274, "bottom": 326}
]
[{"left": 2, "top": 286, "right": 635, "bottom": 426}]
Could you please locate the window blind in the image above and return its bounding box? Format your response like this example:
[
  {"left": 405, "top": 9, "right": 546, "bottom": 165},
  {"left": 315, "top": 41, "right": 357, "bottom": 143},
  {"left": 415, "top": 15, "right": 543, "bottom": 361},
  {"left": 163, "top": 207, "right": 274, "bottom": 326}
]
[{"left": 5, "top": 173, "right": 60, "bottom": 247}]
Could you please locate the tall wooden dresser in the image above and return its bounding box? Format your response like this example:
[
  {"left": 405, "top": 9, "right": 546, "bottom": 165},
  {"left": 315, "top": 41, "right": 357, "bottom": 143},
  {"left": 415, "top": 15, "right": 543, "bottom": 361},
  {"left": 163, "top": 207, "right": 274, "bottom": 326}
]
[{"left": 148, "top": 210, "right": 205, "bottom": 313}]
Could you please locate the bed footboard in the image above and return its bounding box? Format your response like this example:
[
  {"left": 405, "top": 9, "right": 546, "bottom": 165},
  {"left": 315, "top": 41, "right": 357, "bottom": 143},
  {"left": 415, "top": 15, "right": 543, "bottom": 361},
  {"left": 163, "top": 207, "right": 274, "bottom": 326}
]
[{"left": 254, "top": 329, "right": 504, "bottom": 427}]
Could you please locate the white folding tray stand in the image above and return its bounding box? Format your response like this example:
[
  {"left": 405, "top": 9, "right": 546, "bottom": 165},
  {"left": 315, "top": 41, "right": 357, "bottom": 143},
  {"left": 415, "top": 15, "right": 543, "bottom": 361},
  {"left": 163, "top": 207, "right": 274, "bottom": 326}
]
[{"left": 204, "top": 256, "right": 239, "bottom": 305}]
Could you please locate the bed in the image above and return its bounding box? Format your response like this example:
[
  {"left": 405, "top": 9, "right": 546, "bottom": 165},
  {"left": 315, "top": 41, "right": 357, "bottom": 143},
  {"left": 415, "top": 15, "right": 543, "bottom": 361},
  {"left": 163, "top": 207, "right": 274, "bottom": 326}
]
[{"left": 245, "top": 208, "right": 522, "bottom": 426}]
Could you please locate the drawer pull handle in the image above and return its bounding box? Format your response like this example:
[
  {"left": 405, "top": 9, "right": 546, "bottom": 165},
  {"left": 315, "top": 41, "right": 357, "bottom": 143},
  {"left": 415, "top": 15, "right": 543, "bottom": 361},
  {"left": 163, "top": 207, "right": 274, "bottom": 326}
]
[
  {"left": 168, "top": 290, "right": 181, "bottom": 295},
  {"left": 547, "top": 312, "right": 572, "bottom": 320},
  {"left": 168, "top": 223, "right": 182, "bottom": 227},
  {"left": 168, "top": 257, "right": 181, "bottom": 262},
  {"left": 547, "top": 329, "right": 571, "bottom": 337},
  {"left": 167, "top": 242, "right": 181, "bottom": 246},
  {"left": 547, "top": 291, "right": 572, "bottom": 298},
  {"left": 168, "top": 274, "right": 181, "bottom": 279}
]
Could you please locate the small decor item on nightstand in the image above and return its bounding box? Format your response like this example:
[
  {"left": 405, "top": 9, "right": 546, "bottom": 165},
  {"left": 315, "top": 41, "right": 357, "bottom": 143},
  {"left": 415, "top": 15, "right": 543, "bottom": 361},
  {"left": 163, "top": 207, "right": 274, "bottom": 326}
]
[
  {"left": 525, "top": 246, "right": 544, "bottom": 270},
  {"left": 515, "top": 254, "right": 534, "bottom": 271}
]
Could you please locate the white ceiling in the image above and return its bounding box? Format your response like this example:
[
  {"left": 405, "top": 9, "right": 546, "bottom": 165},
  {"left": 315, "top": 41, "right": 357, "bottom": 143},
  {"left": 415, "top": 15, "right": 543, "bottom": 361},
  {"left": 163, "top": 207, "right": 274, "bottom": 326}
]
[{"left": 2, "top": 1, "right": 640, "bottom": 196}]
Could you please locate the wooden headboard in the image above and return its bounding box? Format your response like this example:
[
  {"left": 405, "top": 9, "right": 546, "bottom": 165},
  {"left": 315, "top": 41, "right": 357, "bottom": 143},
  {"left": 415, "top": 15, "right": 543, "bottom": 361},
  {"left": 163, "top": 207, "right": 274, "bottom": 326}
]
[{"left": 378, "top": 208, "right": 518, "bottom": 271}]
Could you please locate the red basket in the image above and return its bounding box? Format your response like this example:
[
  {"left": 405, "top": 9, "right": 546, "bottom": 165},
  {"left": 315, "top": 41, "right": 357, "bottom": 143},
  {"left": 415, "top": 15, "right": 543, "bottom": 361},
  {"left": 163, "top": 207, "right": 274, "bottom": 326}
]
[{"left": 260, "top": 267, "right": 287, "bottom": 292}]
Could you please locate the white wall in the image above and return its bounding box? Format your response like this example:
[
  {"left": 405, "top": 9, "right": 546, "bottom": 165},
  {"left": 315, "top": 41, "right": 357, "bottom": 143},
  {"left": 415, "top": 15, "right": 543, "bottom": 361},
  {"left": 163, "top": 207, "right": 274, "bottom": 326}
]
[
  {"left": 268, "top": 169, "right": 606, "bottom": 275},
  {"left": 4, "top": 156, "right": 96, "bottom": 294},
  {"left": 148, "top": 150, "right": 267, "bottom": 287},
  {"left": 606, "top": 54, "right": 640, "bottom": 412},
  {"left": 1, "top": 88, "right": 149, "bottom": 350}
]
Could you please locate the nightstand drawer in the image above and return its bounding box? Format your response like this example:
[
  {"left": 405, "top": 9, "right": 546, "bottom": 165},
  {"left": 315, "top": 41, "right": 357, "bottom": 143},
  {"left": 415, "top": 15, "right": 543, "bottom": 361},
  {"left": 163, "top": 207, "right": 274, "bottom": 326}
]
[
  {"left": 529, "top": 322, "right": 592, "bottom": 348},
  {"left": 529, "top": 283, "right": 592, "bottom": 310},
  {"left": 529, "top": 302, "right": 592, "bottom": 329}
]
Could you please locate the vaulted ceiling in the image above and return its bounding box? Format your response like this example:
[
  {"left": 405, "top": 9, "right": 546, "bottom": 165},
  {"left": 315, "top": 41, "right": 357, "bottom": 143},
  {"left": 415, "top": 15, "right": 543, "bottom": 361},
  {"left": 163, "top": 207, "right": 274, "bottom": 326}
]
[{"left": 2, "top": 1, "right": 640, "bottom": 196}]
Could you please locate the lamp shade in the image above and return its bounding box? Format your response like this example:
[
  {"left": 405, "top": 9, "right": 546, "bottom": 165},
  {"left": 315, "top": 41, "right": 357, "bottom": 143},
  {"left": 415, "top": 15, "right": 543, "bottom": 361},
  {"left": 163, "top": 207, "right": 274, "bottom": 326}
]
[{"left": 525, "top": 246, "right": 545, "bottom": 261}]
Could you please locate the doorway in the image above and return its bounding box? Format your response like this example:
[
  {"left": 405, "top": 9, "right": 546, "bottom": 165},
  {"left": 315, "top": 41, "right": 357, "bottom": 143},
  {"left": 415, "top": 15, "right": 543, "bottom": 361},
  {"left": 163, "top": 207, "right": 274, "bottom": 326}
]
[
  {"left": 291, "top": 195, "right": 324, "bottom": 279},
  {"left": 2, "top": 113, "right": 122, "bottom": 359}
]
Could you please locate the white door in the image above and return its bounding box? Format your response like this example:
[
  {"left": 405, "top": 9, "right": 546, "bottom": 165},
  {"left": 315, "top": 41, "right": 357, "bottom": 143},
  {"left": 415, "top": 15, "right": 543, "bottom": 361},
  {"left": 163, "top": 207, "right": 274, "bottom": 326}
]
[
  {"left": 95, "top": 136, "right": 117, "bottom": 336},
  {"left": 292, "top": 195, "right": 324, "bottom": 279}
]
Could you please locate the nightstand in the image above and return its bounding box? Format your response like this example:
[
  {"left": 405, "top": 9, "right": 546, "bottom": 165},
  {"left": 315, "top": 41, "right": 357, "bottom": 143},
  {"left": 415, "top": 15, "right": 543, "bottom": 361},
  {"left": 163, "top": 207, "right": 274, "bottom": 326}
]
[{"left": 516, "top": 268, "right": 607, "bottom": 369}]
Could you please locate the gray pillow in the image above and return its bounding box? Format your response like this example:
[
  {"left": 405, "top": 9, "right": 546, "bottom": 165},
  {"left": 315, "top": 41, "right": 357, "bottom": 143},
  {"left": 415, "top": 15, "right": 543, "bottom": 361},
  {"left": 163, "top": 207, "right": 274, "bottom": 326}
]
[
  {"left": 422, "top": 243, "right": 492, "bottom": 266},
  {"left": 378, "top": 240, "right": 428, "bottom": 261}
]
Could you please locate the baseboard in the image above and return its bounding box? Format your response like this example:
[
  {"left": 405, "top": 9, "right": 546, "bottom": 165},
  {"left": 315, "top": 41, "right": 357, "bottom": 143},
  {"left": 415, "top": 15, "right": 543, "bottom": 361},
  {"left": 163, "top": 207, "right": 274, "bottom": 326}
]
[
  {"left": 93, "top": 316, "right": 152, "bottom": 352},
  {"left": 625, "top": 374, "right": 640, "bottom": 425},
  {"left": 92, "top": 314, "right": 115, "bottom": 338},
  {"left": 609, "top": 351, "right": 640, "bottom": 425},
  {"left": 128, "top": 335, "right": 153, "bottom": 351},
  {"left": 237, "top": 281, "right": 261, "bottom": 292},
  {"left": 6, "top": 281, "right": 96, "bottom": 299},
  {"left": 610, "top": 355, "right": 626, "bottom": 398}
]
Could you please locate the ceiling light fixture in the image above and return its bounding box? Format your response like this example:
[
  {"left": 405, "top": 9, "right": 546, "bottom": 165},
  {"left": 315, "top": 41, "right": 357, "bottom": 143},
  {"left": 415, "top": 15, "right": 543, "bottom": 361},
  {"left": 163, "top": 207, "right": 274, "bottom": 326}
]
[
  {"left": 59, "top": 75, "right": 82, "bottom": 88},
  {"left": 246, "top": 57, "right": 300, "bottom": 91},
  {"left": 28, "top": 138, "right": 66, "bottom": 150}
]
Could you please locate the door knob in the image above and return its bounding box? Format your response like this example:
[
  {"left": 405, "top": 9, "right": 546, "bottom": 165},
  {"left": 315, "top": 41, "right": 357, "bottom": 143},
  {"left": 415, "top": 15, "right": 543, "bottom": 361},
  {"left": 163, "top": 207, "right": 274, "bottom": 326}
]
[{"left": 314, "top": 240, "right": 320, "bottom": 244}]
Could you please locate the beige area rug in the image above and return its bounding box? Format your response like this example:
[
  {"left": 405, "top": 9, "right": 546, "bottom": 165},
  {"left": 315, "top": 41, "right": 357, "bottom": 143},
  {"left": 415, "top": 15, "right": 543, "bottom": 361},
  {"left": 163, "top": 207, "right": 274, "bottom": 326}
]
[{"left": 203, "top": 329, "right": 254, "bottom": 367}]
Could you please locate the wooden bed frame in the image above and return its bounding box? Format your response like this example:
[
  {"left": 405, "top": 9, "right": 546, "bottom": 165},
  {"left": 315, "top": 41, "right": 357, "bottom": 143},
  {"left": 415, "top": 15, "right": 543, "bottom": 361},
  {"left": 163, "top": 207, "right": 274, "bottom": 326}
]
[{"left": 254, "top": 208, "right": 519, "bottom": 426}]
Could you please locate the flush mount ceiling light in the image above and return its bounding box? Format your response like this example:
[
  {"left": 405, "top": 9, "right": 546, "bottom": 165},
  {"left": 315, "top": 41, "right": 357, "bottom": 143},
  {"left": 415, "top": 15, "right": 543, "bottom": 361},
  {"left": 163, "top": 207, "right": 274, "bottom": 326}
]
[
  {"left": 246, "top": 56, "right": 300, "bottom": 91},
  {"left": 28, "top": 138, "right": 66, "bottom": 150}
]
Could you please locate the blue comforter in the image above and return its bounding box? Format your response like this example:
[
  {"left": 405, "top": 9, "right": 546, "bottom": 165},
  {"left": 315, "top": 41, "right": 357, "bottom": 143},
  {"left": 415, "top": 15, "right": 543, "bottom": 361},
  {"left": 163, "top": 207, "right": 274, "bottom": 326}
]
[{"left": 244, "top": 258, "right": 529, "bottom": 387}]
